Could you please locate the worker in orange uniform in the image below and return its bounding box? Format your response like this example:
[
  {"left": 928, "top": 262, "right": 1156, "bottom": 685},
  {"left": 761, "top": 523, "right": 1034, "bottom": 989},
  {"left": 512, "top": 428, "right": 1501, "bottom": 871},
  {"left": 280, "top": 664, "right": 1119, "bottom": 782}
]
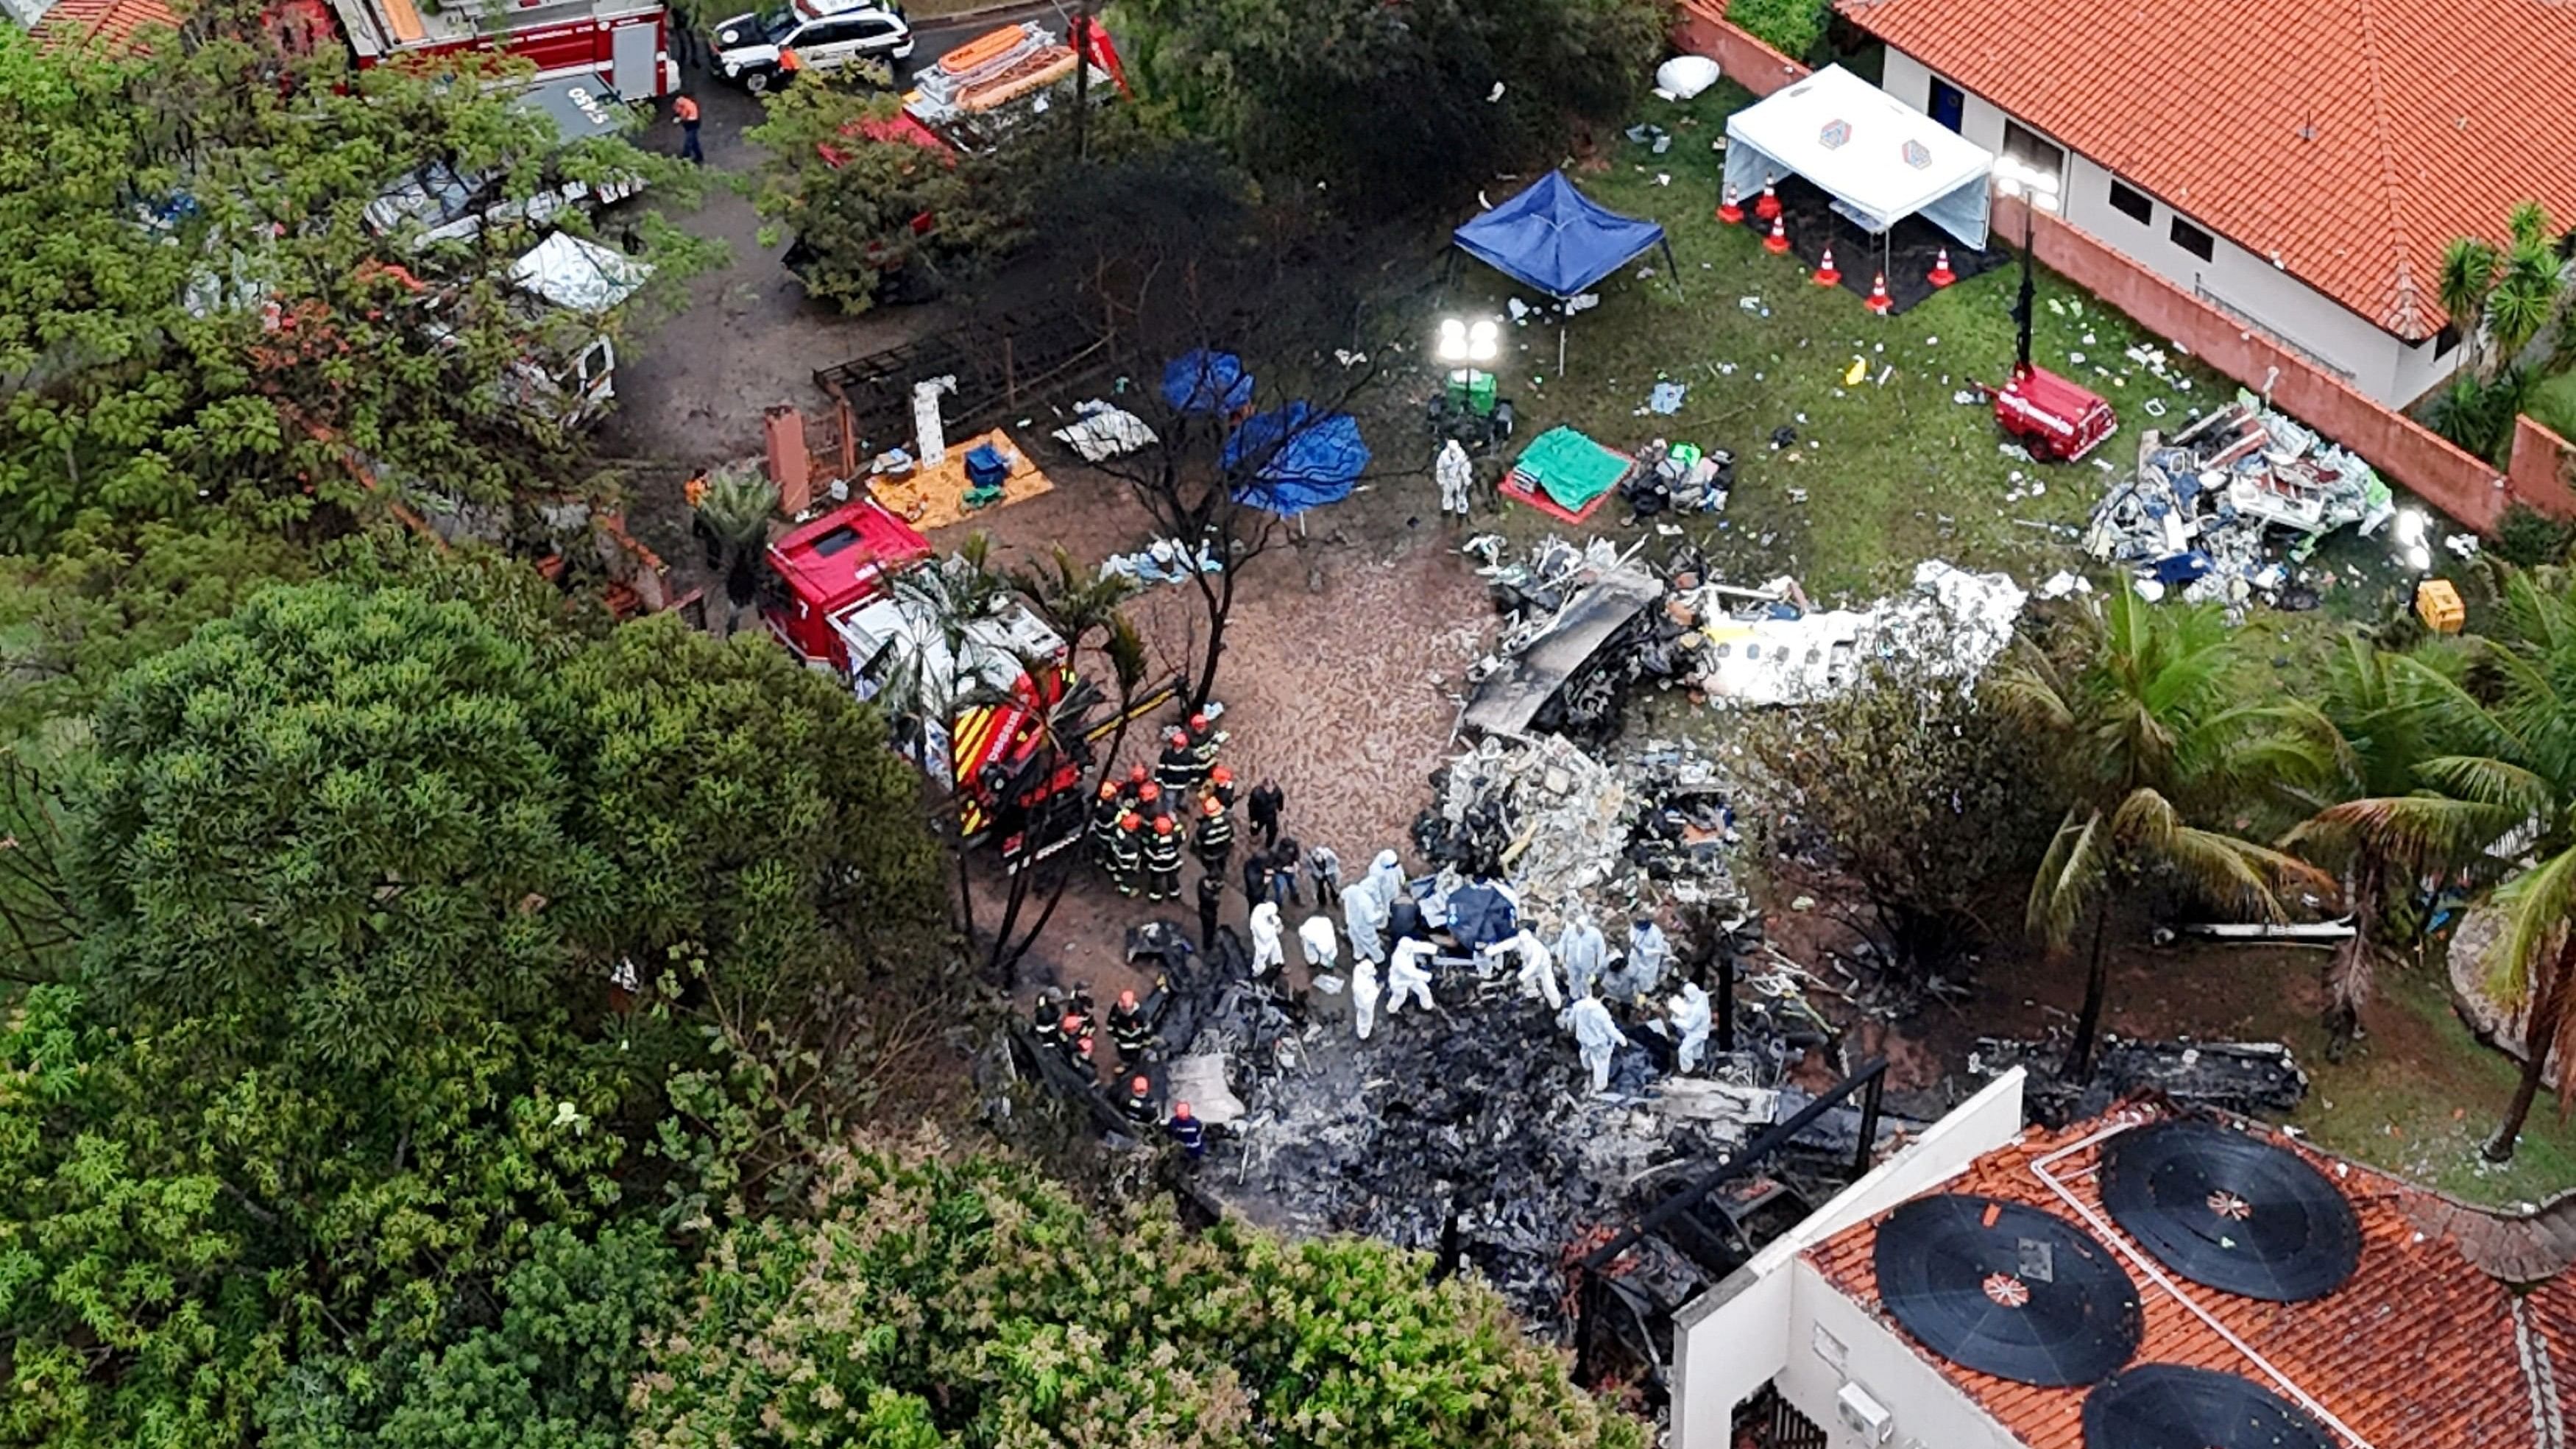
[{"left": 673, "top": 93, "right": 703, "bottom": 166}]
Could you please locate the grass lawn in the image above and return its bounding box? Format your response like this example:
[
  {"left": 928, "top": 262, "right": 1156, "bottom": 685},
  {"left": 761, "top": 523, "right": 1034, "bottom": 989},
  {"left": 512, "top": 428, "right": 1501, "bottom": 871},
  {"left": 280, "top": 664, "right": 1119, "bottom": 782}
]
[
  {"left": 2288, "top": 959, "right": 2576, "bottom": 1208},
  {"left": 1438, "top": 85, "right": 2567, "bottom": 1202},
  {"left": 1443, "top": 82, "right": 2435, "bottom": 640},
  {"left": 2532, "top": 367, "right": 2576, "bottom": 441}
]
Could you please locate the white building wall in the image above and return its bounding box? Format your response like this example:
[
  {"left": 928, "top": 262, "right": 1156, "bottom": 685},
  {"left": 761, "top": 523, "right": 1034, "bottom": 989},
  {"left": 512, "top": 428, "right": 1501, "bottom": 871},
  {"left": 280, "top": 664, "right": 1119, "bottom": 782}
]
[
  {"left": 1783, "top": 1262, "right": 2031, "bottom": 1449},
  {"left": 1878, "top": 47, "right": 2463, "bottom": 408},
  {"left": 1668, "top": 1070, "right": 2027, "bottom": 1448}
]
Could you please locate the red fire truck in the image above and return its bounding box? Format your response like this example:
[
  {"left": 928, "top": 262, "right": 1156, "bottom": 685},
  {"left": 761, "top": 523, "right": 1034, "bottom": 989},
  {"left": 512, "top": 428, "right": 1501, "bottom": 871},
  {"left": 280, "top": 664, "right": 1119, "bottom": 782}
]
[
  {"left": 763, "top": 497, "right": 1155, "bottom": 864},
  {"left": 324, "top": 0, "right": 680, "bottom": 98}
]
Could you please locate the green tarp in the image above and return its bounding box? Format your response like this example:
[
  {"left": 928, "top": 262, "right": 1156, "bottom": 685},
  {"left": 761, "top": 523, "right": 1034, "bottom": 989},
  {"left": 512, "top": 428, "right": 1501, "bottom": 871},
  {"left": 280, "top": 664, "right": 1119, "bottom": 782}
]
[{"left": 1512, "top": 426, "right": 1631, "bottom": 511}]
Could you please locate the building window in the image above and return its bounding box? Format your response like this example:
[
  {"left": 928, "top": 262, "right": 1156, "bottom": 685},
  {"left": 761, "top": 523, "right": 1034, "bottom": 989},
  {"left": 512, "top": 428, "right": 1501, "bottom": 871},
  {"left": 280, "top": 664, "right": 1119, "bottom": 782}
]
[
  {"left": 2170, "top": 216, "right": 2216, "bottom": 261},
  {"left": 2435, "top": 324, "right": 2461, "bottom": 358},
  {"left": 2000, "top": 122, "right": 2064, "bottom": 184},
  {"left": 2108, "top": 180, "right": 2153, "bottom": 224},
  {"left": 1927, "top": 77, "right": 1965, "bottom": 133}
]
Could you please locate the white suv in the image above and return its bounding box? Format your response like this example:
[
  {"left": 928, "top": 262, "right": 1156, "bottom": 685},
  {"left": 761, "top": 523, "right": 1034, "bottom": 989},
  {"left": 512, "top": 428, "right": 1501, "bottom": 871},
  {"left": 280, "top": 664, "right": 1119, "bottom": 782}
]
[{"left": 712, "top": 0, "right": 913, "bottom": 93}]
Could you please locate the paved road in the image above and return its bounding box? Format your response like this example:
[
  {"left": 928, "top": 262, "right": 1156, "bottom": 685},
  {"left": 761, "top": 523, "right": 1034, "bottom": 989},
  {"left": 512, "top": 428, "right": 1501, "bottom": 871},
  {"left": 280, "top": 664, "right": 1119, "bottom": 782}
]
[{"left": 600, "top": 1, "right": 1064, "bottom": 467}]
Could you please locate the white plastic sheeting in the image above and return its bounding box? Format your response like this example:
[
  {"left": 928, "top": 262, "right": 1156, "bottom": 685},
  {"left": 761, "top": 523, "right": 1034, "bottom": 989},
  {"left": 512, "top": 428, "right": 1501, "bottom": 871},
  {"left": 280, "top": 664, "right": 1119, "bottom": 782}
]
[
  {"left": 1655, "top": 54, "right": 1721, "bottom": 99},
  {"left": 510, "top": 231, "right": 652, "bottom": 313},
  {"left": 1722, "top": 64, "right": 1995, "bottom": 249}
]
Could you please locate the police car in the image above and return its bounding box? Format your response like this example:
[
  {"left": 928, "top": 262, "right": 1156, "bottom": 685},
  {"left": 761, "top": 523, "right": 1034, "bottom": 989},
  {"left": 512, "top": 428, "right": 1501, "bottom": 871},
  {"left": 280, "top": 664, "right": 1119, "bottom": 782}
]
[{"left": 710, "top": 0, "right": 913, "bottom": 92}]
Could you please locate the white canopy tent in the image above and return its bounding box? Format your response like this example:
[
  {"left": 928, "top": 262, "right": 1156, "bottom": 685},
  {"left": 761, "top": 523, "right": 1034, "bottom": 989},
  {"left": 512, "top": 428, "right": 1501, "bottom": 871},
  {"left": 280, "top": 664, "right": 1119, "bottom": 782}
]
[{"left": 1723, "top": 64, "right": 1996, "bottom": 252}]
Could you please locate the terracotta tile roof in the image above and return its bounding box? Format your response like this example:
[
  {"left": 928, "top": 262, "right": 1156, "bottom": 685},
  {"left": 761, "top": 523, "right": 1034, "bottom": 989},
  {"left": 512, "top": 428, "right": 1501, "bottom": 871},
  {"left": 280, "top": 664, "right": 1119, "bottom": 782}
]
[
  {"left": 1803, "top": 1110, "right": 2553, "bottom": 1448},
  {"left": 29, "top": 0, "right": 180, "bottom": 51},
  {"left": 1837, "top": 0, "right": 2576, "bottom": 340}
]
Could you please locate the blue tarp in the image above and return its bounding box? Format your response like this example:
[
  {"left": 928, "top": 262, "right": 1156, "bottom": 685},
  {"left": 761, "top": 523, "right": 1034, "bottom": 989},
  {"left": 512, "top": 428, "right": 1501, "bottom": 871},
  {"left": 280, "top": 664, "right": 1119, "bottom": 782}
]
[
  {"left": 1160, "top": 349, "right": 1254, "bottom": 415},
  {"left": 1224, "top": 401, "right": 1368, "bottom": 517},
  {"left": 1444, "top": 882, "right": 1518, "bottom": 948},
  {"left": 1452, "top": 171, "right": 1668, "bottom": 300}
]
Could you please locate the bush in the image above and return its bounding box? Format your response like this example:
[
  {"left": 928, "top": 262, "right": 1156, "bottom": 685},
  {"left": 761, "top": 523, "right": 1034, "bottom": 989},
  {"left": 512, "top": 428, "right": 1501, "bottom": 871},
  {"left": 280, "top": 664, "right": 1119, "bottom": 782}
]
[
  {"left": 2493, "top": 502, "right": 2573, "bottom": 567},
  {"left": 633, "top": 1138, "right": 1647, "bottom": 1449},
  {"left": 1727, "top": 0, "right": 1830, "bottom": 61},
  {"left": 2430, "top": 366, "right": 2534, "bottom": 461}
]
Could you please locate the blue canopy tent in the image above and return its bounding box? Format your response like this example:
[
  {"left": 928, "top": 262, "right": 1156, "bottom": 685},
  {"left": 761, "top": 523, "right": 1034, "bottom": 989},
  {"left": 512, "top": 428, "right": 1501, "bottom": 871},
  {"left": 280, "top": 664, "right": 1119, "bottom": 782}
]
[
  {"left": 1160, "top": 349, "right": 1255, "bottom": 415},
  {"left": 1224, "top": 402, "right": 1369, "bottom": 519},
  {"left": 1451, "top": 170, "right": 1680, "bottom": 374}
]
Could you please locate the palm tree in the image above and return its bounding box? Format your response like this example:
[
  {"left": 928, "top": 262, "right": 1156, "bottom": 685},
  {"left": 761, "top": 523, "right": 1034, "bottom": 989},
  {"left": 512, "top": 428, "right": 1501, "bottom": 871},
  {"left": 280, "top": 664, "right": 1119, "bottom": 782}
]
[
  {"left": 2489, "top": 234, "right": 2565, "bottom": 370},
  {"left": 2439, "top": 235, "right": 2502, "bottom": 376},
  {"left": 697, "top": 465, "right": 779, "bottom": 611},
  {"left": 2304, "top": 566, "right": 2576, "bottom": 1161},
  {"left": 2282, "top": 633, "right": 2452, "bottom": 1059},
  {"left": 1993, "top": 589, "right": 2332, "bottom": 1078}
]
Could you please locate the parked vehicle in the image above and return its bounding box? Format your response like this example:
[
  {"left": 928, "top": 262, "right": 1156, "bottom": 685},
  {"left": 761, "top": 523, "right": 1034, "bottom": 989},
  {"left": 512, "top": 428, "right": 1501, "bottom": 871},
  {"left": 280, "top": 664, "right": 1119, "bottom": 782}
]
[
  {"left": 503, "top": 231, "right": 654, "bottom": 425},
  {"left": 365, "top": 76, "right": 647, "bottom": 249},
  {"left": 323, "top": 0, "right": 680, "bottom": 96},
  {"left": 762, "top": 497, "right": 1161, "bottom": 864},
  {"left": 711, "top": 0, "right": 912, "bottom": 93}
]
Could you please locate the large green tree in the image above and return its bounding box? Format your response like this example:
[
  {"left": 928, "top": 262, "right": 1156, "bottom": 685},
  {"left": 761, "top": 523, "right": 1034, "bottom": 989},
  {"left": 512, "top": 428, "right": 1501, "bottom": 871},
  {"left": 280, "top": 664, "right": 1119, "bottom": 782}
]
[
  {"left": 0, "top": 15, "right": 712, "bottom": 553},
  {"left": 629, "top": 1138, "right": 1646, "bottom": 1449},
  {"left": 1738, "top": 659, "right": 2053, "bottom": 982},
  {"left": 743, "top": 89, "right": 1028, "bottom": 313},
  {"left": 1995, "top": 590, "right": 2331, "bottom": 1077},
  {"left": 2, "top": 581, "right": 952, "bottom": 1445},
  {"left": 2303, "top": 565, "right": 2576, "bottom": 1160},
  {"left": 1110, "top": 0, "right": 1664, "bottom": 207}
]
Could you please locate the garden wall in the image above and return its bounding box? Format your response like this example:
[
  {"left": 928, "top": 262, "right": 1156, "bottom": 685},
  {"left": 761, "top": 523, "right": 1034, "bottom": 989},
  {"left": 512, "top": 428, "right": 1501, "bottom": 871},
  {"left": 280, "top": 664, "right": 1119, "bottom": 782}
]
[
  {"left": 2508, "top": 414, "right": 2576, "bottom": 519},
  {"left": 1991, "top": 195, "right": 2526, "bottom": 532},
  {"left": 1670, "top": 0, "right": 1808, "bottom": 96}
]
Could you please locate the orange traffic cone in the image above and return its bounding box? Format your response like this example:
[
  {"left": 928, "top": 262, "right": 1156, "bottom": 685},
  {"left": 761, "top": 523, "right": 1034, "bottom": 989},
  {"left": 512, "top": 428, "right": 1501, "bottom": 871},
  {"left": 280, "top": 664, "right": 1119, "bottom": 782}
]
[
  {"left": 1763, "top": 216, "right": 1790, "bottom": 255},
  {"left": 1718, "top": 183, "right": 1743, "bottom": 224},
  {"left": 1928, "top": 247, "right": 1957, "bottom": 288},
  {"left": 1813, "top": 246, "right": 1841, "bottom": 286},
  {"left": 1865, "top": 272, "right": 1893, "bottom": 314},
  {"left": 1754, "top": 175, "right": 1782, "bottom": 222}
]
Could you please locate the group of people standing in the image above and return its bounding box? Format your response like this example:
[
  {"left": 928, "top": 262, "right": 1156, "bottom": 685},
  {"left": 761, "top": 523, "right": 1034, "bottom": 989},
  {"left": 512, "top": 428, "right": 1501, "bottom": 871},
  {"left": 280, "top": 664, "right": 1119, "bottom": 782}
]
[{"left": 1086, "top": 712, "right": 1242, "bottom": 904}]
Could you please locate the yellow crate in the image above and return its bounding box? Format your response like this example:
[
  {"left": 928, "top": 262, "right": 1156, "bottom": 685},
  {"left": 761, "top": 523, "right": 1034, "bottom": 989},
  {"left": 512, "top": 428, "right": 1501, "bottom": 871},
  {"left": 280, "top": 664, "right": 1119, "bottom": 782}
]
[{"left": 2416, "top": 578, "right": 2465, "bottom": 634}]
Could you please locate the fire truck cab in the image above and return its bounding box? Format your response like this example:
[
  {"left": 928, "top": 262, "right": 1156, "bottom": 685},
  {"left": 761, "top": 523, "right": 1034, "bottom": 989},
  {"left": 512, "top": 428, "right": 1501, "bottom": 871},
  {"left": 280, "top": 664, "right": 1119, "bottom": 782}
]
[{"left": 763, "top": 498, "right": 1088, "bottom": 859}]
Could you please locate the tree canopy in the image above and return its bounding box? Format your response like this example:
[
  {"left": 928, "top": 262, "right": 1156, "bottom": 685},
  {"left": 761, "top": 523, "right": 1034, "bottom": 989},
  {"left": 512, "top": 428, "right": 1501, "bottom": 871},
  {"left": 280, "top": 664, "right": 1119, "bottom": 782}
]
[
  {"left": 629, "top": 1138, "right": 1648, "bottom": 1449},
  {"left": 3, "top": 580, "right": 955, "bottom": 1447},
  {"left": 0, "top": 15, "right": 712, "bottom": 553},
  {"left": 1108, "top": 0, "right": 1665, "bottom": 208}
]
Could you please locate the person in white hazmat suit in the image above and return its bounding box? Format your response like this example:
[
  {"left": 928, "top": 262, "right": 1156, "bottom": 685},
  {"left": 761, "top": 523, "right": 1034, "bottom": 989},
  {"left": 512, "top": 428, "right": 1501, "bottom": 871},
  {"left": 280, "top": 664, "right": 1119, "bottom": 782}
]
[
  {"left": 1611, "top": 917, "right": 1669, "bottom": 1001},
  {"left": 1296, "top": 914, "right": 1338, "bottom": 973},
  {"left": 1669, "top": 982, "right": 1712, "bottom": 1073},
  {"left": 1385, "top": 936, "right": 1438, "bottom": 1016},
  {"left": 1351, "top": 957, "right": 1383, "bottom": 1041},
  {"left": 1340, "top": 880, "right": 1389, "bottom": 965},
  {"left": 1510, "top": 927, "right": 1562, "bottom": 1010},
  {"left": 1362, "top": 849, "right": 1405, "bottom": 915},
  {"left": 1436, "top": 439, "right": 1473, "bottom": 519},
  {"left": 1555, "top": 910, "right": 1606, "bottom": 1001},
  {"left": 1248, "top": 901, "right": 1285, "bottom": 977},
  {"left": 1564, "top": 995, "right": 1624, "bottom": 1094}
]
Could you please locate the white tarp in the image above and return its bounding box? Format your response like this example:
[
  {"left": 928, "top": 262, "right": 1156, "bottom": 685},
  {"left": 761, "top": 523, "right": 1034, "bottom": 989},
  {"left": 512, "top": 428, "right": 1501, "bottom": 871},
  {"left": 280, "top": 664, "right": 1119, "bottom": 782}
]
[
  {"left": 510, "top": 231, "right": 652, "bottom": 314},
  {"left": 1723, "top": 64, "right": 1995, "bottom": 249}
]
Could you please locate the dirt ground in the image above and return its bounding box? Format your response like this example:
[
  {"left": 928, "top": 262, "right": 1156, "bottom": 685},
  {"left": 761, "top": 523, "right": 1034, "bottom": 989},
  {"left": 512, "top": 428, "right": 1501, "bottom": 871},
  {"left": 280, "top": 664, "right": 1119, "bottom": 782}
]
[{"left": 955, "top": 462, "right": 1496, "bottom": 1028}]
